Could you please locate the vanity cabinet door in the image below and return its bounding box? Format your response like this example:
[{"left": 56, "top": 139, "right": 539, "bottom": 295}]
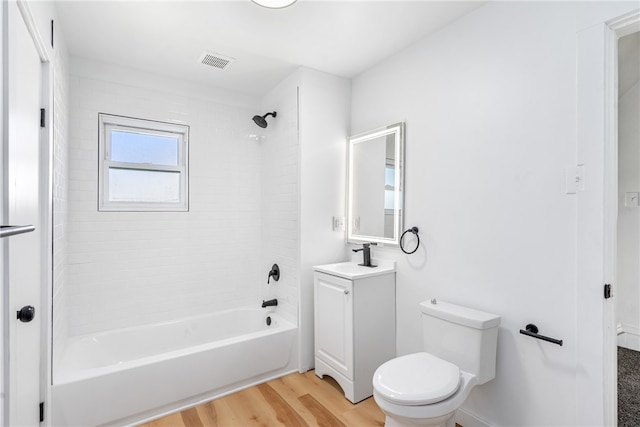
[{"left": 314, "top": 273, "right": 354, "bottom": 380}]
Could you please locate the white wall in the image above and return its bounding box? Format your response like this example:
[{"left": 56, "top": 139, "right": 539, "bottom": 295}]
[
  {"left": 617, "top": 73, "right": 640, "bottom": 350},
  {"left": 60, "top": 59, "right": 263, "bottom": 346},
  {"left": 350, "top": 2, "right": 638, "bottom": 426},
  {"left": 298, "top": 68, "right": 351, "bottom": 371},
  {"left": 258, "top": 67, "right": 351, "bottom": 371}
]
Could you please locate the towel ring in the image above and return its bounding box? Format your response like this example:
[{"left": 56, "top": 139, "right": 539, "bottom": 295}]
[{"left": 400, "top": 226, "right": 420, "bottom": 254}]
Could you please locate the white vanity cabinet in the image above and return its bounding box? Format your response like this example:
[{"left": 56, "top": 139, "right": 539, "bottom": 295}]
[{"left": 313, "top": 262, "right": 396, "bottom": 403}]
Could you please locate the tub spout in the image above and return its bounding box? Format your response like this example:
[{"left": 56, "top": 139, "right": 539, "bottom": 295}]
[{"left": 262, "top": 299, "right": 278, "bottom": 308}]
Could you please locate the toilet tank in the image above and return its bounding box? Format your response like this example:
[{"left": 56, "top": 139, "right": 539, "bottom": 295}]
[{"left": 420, "top": 300, "right": 500, "bottom": 385}]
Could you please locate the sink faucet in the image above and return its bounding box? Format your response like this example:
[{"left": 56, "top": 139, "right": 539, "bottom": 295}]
[
  {"left": 353, "top": 243, "right": 378, "bottom": 268},
  {"left": 262, "top": 298, "right": 278, "bottom": 308}
]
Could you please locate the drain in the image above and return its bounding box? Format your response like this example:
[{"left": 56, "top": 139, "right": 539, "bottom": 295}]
[{"left": 266, "top": 316, "right": 272, "bottom": 326}]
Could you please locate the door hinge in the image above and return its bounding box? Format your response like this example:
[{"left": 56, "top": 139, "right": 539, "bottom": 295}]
[
  {"left": 39, "top": 402, "right": 44, "bottom": 422},
  {"left": 51, "top": 20, "right": 54, "bottom": 48},
  {"left": 40, "top": 109, "right": 45, "bottom": 128},
  {"left": 604, "top": 284, "right": 612, "bottom": 299}
]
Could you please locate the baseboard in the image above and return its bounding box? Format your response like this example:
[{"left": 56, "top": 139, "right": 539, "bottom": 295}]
[
  {"left": 618, "top": 332, "right": 640, "bottom": 352},
  {"left": 617, "top": 323, "right": 640, "bottom": 351},
  {"left": 617, "top": 323, "right": 639, "bottom": 335},
  {"left": 456, "top": 407, "right": 491, "bottom": 427}
]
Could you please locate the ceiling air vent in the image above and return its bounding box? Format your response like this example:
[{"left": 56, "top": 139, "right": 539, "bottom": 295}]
[{"left": 198, "top": 51, "right": 235, "bottom": 70}]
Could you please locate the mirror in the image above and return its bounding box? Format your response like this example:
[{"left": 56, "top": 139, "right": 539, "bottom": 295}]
[{"left": 347, "top": 122, "right": 404, "bottom": 246}]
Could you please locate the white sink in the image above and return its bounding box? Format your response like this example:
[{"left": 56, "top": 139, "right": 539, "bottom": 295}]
[{"left": 313, "top": 260, "right": 395, "bottom": 280}]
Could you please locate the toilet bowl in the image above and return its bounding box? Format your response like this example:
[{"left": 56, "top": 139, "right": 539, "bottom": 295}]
[
  {"left": 372, "top": 299, "right": 500, "bottom": 427},
  {"left": 373, "top": 353, "right": 478, "bottom": 427}
]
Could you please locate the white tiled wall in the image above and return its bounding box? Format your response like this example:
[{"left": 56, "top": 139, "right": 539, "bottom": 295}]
[
  {"left": 63, "top": 59, "right": 267, "bottom": 337},
  {"left": 52, "top": 29, "right": 70, "bottom": 364},
  {"left": 260, "top": 78, "right": 300, "bottom": 325}
]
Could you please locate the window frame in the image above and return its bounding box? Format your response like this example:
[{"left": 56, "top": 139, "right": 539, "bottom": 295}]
[{"left": 98, "top": 113, "right": 189, "bottom": 212}]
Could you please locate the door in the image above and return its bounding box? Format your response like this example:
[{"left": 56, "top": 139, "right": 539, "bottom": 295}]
[
  {"left": 3, "top": 1, "right": 44, "bottom": 425},
  {"left": 314, "top": 272, "right": 353, "bottom": 379}
]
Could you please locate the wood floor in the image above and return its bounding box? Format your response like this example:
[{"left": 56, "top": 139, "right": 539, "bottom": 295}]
[{"left": 139, "top": 371, "right": 386, "bottom": 427}]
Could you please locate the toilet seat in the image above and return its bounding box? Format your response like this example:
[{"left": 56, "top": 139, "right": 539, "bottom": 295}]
[{"left": 373, "top": 352, "right": 460, "bottom": 406}]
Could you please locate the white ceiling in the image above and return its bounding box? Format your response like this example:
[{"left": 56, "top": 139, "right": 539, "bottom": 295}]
[{"left": 55, "top": 0, "right": 485, "bottom": 97}]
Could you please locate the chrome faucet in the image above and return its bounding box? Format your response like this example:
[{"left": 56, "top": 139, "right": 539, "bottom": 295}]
[
  {"left": 353, "top": 243, "right": 377, "bottom": 267},
  {"left": 261, "top": 298, "right": 278, "bottom": 308}
]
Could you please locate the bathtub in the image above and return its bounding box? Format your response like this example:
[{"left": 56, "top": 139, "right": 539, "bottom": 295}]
[{"left": 51, "top": 307, "right": 297, "bottom": 426}]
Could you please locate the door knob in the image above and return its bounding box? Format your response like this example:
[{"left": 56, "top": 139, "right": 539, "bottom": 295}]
[{"left": 17, "top": 305, "right": 35, "bottom": 323}]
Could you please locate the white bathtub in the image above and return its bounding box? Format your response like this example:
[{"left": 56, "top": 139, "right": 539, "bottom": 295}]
[{"left": 51, "top": 307, "right": 297, "bottom": 426}]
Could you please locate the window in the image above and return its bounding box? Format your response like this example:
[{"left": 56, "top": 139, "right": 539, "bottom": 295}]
[
  {"left": 98, "top": 114, "right": 189, "bottom": 211},
  {"left": 384, "top": 165, "right": 395, "bottom": 210}
]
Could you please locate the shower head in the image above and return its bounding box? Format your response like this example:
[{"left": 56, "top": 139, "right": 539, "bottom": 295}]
[{"left": 252, "top": 111, "right": 277, "bottom": 128}]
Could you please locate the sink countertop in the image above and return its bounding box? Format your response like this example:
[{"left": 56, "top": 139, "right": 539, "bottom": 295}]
[{"left": 313, "top": 259, "right": 395, "bottom": 280}]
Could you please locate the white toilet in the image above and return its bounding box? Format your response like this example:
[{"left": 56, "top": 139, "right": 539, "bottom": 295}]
[{"left": 373, "top": 299, "right": 500, "bottom": 427}]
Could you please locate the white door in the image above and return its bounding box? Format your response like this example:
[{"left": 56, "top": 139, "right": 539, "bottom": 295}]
[
  {"left": 314, "top": 272, "right": 354, "bottom": 379},
  {"left": 3, "top": 1, "right": 44, "bottom": 425}
]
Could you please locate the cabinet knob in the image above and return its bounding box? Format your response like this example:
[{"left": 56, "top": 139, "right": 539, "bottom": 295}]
[{"left": 344, "top": 290, "right": 350, "bottom": 295}]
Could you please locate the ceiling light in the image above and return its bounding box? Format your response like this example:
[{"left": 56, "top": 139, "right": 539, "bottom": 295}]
[{"left": 251, "top": 0, "right": 297, "bottom": 9}]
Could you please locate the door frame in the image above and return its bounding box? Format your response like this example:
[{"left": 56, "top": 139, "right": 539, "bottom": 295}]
[
  {"left": 1, "top": 0, "right": 52, "bottom": 425},
  {"left": 576, "top": 8, "right": 640, "bottom": 427}
]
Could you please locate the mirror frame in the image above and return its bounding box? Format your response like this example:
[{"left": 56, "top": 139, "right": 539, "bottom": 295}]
[{"left": 347, "top": 122, "right": 405, "bottom": 246}]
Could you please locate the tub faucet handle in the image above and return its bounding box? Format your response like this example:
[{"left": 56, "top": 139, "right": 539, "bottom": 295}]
[{"left": 267, "top": 264, "right": 280, "bottom": 284}]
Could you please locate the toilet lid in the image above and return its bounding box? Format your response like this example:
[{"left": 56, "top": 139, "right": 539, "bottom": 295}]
[{"left": 373, "top": 352, "right": 461, "bottom": 406}]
